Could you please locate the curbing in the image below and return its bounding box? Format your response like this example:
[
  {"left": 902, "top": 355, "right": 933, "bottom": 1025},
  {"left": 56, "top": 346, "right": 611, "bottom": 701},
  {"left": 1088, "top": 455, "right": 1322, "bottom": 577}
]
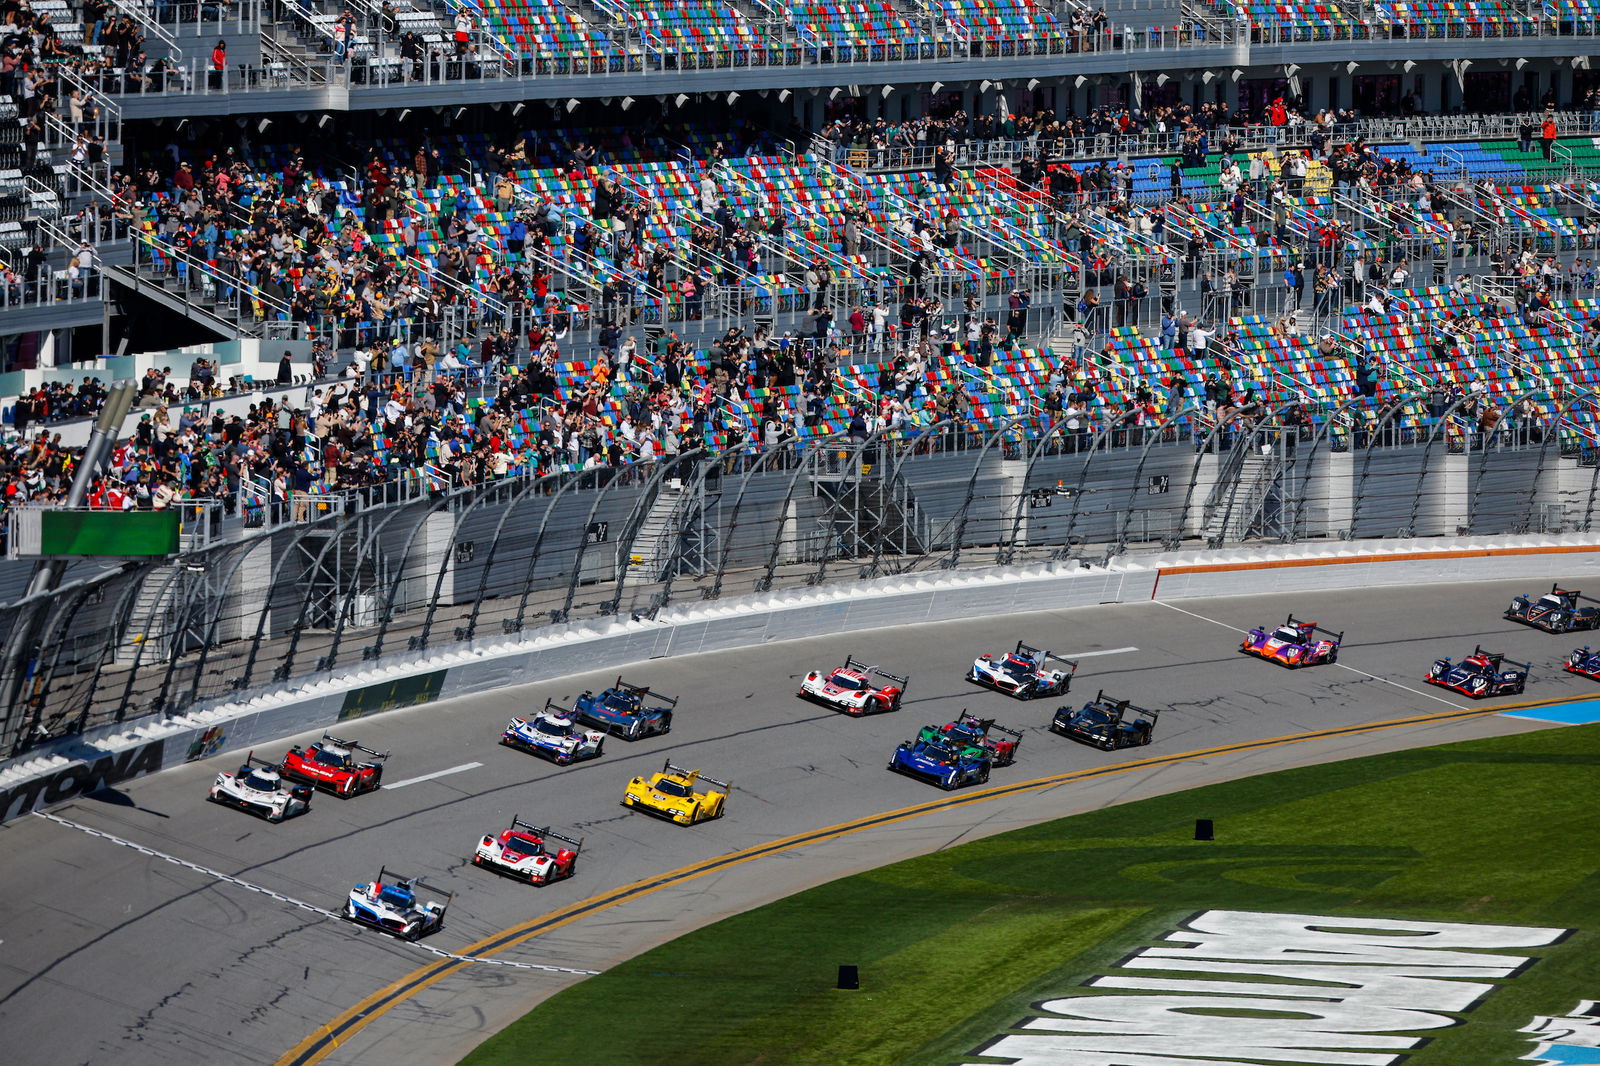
[{"left": 4, "top": 533, "right": 1600, "bottom": 822}]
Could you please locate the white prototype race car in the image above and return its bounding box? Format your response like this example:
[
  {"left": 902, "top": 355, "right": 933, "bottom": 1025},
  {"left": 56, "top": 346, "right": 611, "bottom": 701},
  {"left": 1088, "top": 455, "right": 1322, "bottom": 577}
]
[
  {"left": 344, "top": 867, "right": 452, "bottom": 940},
  {"left": 501, "top": 700, "right": 606, "bottom": 764},
  {"left": 798, "top": 655, "right": 909, "bottom": 715},
  {"left": 206, "top": 752, "right": 312, "bottom": 822},
  {"left": 967, "top": 641, "right": 1078, "bottom": 699},
  {"left": 472, "top": 816, "right": 584, "bottom": 884}
]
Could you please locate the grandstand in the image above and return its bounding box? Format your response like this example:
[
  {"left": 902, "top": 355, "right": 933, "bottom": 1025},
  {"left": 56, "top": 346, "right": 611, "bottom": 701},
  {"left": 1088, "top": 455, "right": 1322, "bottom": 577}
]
[{"left": 0, "top": 0, "right": 1598, "bottom": 758}]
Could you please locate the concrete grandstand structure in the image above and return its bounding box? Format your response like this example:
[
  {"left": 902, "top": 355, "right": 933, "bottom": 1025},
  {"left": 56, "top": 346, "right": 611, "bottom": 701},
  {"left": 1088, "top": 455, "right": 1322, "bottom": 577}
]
[{"left": 1, "top": 0, "right": 1600, "bottom": 761}]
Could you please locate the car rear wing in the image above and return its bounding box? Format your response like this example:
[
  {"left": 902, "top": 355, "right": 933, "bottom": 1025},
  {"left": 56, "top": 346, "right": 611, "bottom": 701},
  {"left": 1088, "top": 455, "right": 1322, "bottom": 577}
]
[
  {"left": 614, "top": 676, "right": 678, "bottom": 708},
  {"left": 323, "top": 734, "right": 391, "bottom": 761},
  {"left": 542, "top": 698, "right": 574, "bottom": 717},
  {"left": 1091, "top": 690, "right": 1159, "bottom": 726},
  {"left": 510, "top": 816, "right": 584, "bottom": 854},
  {"left": 1471, "top": 645, "right": 1531, "bottom": 674},
  {"left": 376, "top": 866, "right": 454, "bottom": 913},
  {"left": 1016, "top": 642, "right": 1079, "bottom": 676},
  {"left": 239, "top": 750, "right": 279, "bottom": 771},
  {"left": 1285, "top": 614, "right": 1344, "bottom": 643},
  {"left": 1550, "top": 583, "right": 1600, "bottom": 604},
  {"left": 988, "top": 722, "right": 1023, "bottom": 745},
  {"left": 663, "top": 759, "right": 732, "bottom": 793},
  {"left": 845, "top": 655, "right": 910, "bottom": 688}
]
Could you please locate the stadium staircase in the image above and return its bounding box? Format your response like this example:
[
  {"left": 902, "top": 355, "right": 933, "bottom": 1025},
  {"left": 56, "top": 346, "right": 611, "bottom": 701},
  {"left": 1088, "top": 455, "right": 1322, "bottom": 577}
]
[{"left": 627, "top": 484, "right": 685, "bottom": 578}]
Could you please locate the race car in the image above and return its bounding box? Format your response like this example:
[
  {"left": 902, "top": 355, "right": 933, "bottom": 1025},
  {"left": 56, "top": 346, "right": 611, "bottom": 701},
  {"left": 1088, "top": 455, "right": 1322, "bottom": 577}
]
[
  {"left": 1239, "top": 616, "right": 1342, "bottom": 668},
  {"left": 279, "top": 734, "right": 388, "bottom": 797},
  {"left": 1424, "top": 646, "right": 1530, "bottom": 698},
  {"left": 572, "top": 677, "right": 676, "bottom": 740},
  {"left": 501, "top": 700, "right": 606, "bottom": 764},
  {"left": 1050, "top": 691, "right": 1160, "bottom": 751},
  {"left": 1566, "top": 646, "right": 1600, "bottom": 682},
  {"left": 1505, "top": 584, "right": 1600, "bottom": 633},
  {"left": 798, "top": 655, "right": 908, "bottom": 715},
  {"left": 206, "top": 752, "right": 312, "bottom": 822},
  {"left": 967, "top": 642, "right": 1077, "bottom": 699},
  {"left": 887, "top": 736, "right": 991, "bottom": 790},
  {"left": 472, "top": 817, "right": 583, "bottom": 885},
  {"left": 621, "top": 760, "right": 730, "bottom": 825},
  {"left": 919, "top": 712, "right": 1022, "bottom": 767},
  {"left": 343, "top": 867, "right": 451, "bottom": 941}
]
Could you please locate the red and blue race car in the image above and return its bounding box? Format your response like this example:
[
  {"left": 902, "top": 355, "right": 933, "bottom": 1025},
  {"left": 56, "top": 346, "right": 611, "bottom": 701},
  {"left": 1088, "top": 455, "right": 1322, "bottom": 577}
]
[
  {"left": 1565, "top": 646, "right": 1600, "bottom": 682},
  {"left": 1425, "top": 646, "right": 1529, "bottom": 698},
  {"left": 1239, "top": 616, "right": 1342, "bottom": 668}
]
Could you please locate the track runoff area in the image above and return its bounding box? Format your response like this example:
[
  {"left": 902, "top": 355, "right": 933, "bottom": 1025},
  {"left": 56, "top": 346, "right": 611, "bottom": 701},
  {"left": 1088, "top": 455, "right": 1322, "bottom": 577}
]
[{"left": 0, "top": 580, "right": 1597, "bottom": 1066}]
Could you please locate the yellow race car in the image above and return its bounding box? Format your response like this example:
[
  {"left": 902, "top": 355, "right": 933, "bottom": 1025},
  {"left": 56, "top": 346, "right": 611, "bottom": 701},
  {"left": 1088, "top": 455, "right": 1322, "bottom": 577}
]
[{"left": 621, "top": 760, "right": 730, "bottom": 825}]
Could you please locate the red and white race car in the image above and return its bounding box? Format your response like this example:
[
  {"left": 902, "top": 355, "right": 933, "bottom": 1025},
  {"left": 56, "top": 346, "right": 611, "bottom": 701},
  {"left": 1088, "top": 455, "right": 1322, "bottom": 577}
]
[
  {"left": 472, "top": 817, "right": 583, "bottom": 885},
  {"left": 279, "top": 734, "right": 389, "bottom": 798},
  {"left": 798, "top": 656, "right": 908, "bottom": 715}
]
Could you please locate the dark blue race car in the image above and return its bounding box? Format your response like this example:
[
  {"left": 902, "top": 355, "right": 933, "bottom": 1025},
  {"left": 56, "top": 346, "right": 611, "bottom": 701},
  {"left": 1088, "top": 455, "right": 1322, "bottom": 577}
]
[
  {"left": 887, "top": 737, "right": 991, "bottom": 790},
  {"left": 1424, "top": 646, "right": 1529, "bottom": 699},
  {"left": 572, "top": 677, "right": 677, "bottom": 740},
  {"left": 1505, "top": 585, "right": 1600, "bottom": 634},
  {"left": 1566, "top": 646, "right": 1600, "bottom": 682},
  {"left": 1050, "top": 691, "right": 1160, "bottom": 751}
]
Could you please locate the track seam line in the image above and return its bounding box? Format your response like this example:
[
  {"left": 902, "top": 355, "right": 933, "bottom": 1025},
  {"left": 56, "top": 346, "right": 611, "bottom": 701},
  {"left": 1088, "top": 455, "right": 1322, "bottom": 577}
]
[{"left": 31, "top": 811, "right": 596, "bottom": 976}]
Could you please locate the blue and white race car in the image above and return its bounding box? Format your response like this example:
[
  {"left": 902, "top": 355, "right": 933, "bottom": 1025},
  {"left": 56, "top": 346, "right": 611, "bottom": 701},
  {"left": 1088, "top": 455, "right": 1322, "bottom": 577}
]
[
  {"left": 343, "top": 867, "right": 452, "bottom": 941},
  {"left": 1424, "top": 646, "right": 1529, "bottom": 698},
  {"left": 1566, "top": 646, "right": 1600, "bottom": 682},
  {"left": 887, "top": 736, "right": 991, "bottom": 790},
  {"left": 572, "top": 677, "right": 676, "bottom": 740},
  {"left": 502, "top": 700, "right": 606, "bottom": 764},
  {"left": 1050, "top": 691, "right": 1160, "bottom": 750},
  {"left": 967, "top": 641, "right": 1077, "bottom": 699}
]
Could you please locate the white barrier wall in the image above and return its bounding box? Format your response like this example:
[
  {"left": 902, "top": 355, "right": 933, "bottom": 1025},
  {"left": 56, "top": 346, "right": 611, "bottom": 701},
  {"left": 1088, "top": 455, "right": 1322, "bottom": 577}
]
[{"left": 4, "top": 534, "right": 1598, "bottom": 821}]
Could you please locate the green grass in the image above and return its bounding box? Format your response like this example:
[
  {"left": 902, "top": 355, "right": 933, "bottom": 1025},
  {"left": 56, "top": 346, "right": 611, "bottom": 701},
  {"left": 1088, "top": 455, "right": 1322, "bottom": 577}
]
[{"left": 461, "top": 725, "right": 1600, "bottom": 1066}]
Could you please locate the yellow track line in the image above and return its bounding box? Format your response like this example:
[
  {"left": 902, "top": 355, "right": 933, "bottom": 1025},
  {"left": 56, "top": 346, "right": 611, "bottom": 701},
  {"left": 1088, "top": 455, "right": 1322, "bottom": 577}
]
[{"left": 275, "top": 692, "right": 1568, "bottom": 1066}]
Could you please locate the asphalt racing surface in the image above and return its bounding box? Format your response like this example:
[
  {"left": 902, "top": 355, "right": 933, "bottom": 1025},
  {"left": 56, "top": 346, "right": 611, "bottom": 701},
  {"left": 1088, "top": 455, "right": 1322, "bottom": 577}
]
[{"left": 0, "top": 579, "right": 1584, "bottom": 1066}]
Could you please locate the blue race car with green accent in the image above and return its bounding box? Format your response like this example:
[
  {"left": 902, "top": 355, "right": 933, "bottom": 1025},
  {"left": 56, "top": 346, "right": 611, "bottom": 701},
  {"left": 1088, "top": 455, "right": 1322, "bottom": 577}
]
[
  {"left": 887, "top": 736, "right": 991, "bottom": 790},
  {"left": 572, "top": 677, "right": 676, "bottom": 740}
]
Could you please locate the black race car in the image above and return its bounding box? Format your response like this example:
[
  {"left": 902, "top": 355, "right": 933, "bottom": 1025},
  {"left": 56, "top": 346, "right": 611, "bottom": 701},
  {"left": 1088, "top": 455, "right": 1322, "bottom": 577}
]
[{"left": 1505, "top": 585, "right": 1600, "bottom": 633}]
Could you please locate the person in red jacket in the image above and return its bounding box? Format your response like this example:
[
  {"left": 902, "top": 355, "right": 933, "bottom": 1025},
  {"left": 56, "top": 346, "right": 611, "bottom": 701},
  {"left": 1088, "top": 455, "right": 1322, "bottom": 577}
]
[
  {"left": 1541, "top": 114, "right": 1558, "bottom": 161},
  {"left": 209, "top": 40, "right": 226, "bottom": 91}
]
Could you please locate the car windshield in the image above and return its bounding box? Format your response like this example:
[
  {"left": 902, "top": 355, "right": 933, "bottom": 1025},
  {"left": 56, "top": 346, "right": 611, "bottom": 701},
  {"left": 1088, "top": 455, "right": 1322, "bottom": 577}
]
[
  {"left": 1077, "top": 705, "right": 1115, "bottom": 726},
  {"left": 313, "top": 749, "right": 349, "bottom": 768},
  {"left": 539, "top": 718, "right": 574, "bottom": 737},
  {"left": 242, "top": 771, "right": 279, "bottom": 791},
  {"left": 378, "top": 885, "right": 414, "bottom": 909},
  {"left": 1272, "top": 626, "right": 1304, "bottom": 643},
  {"left": 602, "top": 691, "right": 640, "bottom": 713},
  {"left": 1539, "top": 594, "right": 1566, "bottom": 607},
  {"left": 654, "top": 778, "right": 693, "bottom": 798},
  {"left": 828, "top": 672, "right": 869, "bottom": 691},
  {"left": 919, "top": 744, "right": 955, "bottom": 762},
  {"left": 506, "top": 833, "right": 543, "bottom": 854},
  {"left": 1002, "top": 655, "right": 1034, "bottom": 676}
]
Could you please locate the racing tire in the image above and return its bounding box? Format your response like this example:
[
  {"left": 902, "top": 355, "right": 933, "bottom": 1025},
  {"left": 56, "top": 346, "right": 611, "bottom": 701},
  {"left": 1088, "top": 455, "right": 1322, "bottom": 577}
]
[
  {"left": 268, "top": 808, "right": 285, "bottom": 824},
  {"left": 866, "top": 696, "right": 886, "bottom": 715},
  {"left": 594, "top": 739, "right": 605, "bottom": 758},
  {"left": 977, "top": 766, "right": 990, "bottom": 785},
  {"left": 368, "top": 767, "right": 383, "bottom": 791},
  {"left": 342, "top": 901, "right": 356, "bottom": 919},
  {"left": 337, "top": 780, "right": 355, "bottom": 799},
  {"left": 941, "top": 773, "right": 959, "bottom": 791},
  {"left": 1325, "top": 649, "right": 1338, "bottom": 664},
  {"left": 658, "top": 714, "right": 671, "bottom": 736}
]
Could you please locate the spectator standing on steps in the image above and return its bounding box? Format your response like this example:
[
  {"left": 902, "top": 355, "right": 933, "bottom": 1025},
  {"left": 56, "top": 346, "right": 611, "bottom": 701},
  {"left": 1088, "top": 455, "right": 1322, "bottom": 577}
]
[
  {"left": 1540, "top": 113, "right": 1558, "bottom": 162},
  {"left": 277, "top": 349, "right": 293, "bottom": 386}
]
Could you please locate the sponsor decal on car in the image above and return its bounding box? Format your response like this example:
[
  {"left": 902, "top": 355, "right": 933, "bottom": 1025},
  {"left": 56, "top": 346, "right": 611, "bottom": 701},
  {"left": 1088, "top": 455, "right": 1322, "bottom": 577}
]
[{"left": 960, "top": 909, "right": 1569, "bottom": 1066}]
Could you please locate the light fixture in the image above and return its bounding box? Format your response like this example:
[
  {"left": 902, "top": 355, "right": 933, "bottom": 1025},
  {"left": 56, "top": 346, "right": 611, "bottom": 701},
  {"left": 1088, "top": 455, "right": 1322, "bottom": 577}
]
[
  {"left": 930, "top": 81, "right": 943, "bottom": 93},
  {"left": 778, "top": 88, "right": 790, "bottom": 101},
  {"left": 1026, "top": 78, "right": 1039, "bottom": 91},
  {"left": 257, "top": 118, "right": 272, "bottom": 133},
  {"left": 675, "top": 93, "right": 688, "bottom": 107},
  {"left": 398, "top": 108, "right": 411, "bottom": 121},
  {"left": 880, "top": 84, "right": 892, "bottom": 98},
  {"left": 565, "top": 98, "right": 579, "bottom": 113},
  {"left": 621, "top": 96, "right": 634, "bottom": 110},
  {"left": 1515, "top": 57, "right": 1528, "bottom": 69},
  {"left": 1155, "top": 73, "right": 1169, "bottom": 86},
  {"left": 455, "top": 106, "right": 467, "bottom": 119},
  {"left": 829, "top": 86, "right": 842, "bottom": 99},
  {"left": 1403, "top": 59, "right": 1416, "bottom": 72},
  {"left": 512, "top": 102, "right": 525, "bottom": 116},
  {"left": 1074, "top": 74, "right": 1087, "bottom": 88},
  {"left": 1231, "top": 68, "right": 1243, "bottom": 81},
  {"left": 318, "top": 114, "right": 331, "bottom": 128},
  {"left": 1345, "top": 61, "right": 1359, "bottom": 74},
  {"left": 980, "top": 79, "right": 992, "bottom": 92},
  {"left": 1284, "top": 63, "right": 1300, "bottom": 76},
  {"left": 727, "top": 91, "right": 740, "bottom": 104},
  {"left": 1202, "top": 70, "right": 1215, "bottom": 84}
]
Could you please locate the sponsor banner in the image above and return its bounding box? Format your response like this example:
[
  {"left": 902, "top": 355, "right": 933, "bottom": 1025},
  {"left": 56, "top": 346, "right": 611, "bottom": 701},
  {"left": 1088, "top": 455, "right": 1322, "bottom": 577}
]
[
  {"left": 339, "top": 669, "right": 448, "bottom": 721},
  {"left": 0, "top": 740, "right": 166, "bottom": 820},
  {"left": 965, "top": 910, "right": 1570, "bottom": 1066}
]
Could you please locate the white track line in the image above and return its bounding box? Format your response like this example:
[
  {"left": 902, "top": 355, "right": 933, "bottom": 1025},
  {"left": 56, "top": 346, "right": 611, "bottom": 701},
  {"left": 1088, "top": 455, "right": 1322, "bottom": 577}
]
[
  {"left": 1063, "top": 646, "right": 1139, "bottom": 658},
  {"left": 32, "top": 811, "right": 596, "bottom": 975},
  {"left": 382, "top": 762, "right": 482, "bottom": 790},
  {"left": 1154, "top": 600, "right": 1461, "bottom": 707}
]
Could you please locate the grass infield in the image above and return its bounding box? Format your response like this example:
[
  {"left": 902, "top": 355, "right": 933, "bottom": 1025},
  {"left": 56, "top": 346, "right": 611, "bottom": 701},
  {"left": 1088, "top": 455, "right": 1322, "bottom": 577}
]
[{"left": 460, "top": 723, "right": 1600, "bottom": 1065}]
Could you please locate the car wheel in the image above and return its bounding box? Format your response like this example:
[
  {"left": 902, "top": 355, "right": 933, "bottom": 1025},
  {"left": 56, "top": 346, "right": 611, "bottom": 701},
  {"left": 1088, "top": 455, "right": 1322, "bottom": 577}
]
[
  {"left": 942, "top": 773, "right": 959, "bottom": 791},
  {"left": 1326, "top": 649, "right": 1338, "bottom": 664},
  {"left": 269, "top": 808, "right": 285, "bottom": 823},
  {"left": 977, "top": 766, "right": 990, "bottom": 784},
  {"left": 659, "top": 714, "right": 671, "bottom": 735}
]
